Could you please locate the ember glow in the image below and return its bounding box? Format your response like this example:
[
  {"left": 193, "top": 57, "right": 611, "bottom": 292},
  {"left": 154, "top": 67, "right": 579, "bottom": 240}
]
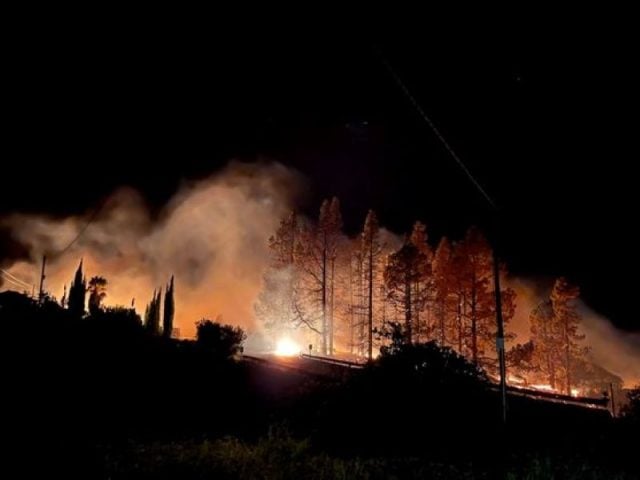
[
  {"left": 529, "top": 384, "right": 582, "bottom": 397},
  {"left": 275, "top": 338, "right": 300, "bottom": 357}
]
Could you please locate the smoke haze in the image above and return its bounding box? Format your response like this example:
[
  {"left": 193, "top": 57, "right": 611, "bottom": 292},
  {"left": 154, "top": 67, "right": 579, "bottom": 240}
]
[
  {"left": 1, "top": 161, "right": 303, "bottom": 338},
  {"left": 507, "top": 277, "right": 640, "bottom": 387},
  {"left": 1, "top": 161, "right": 638, "bottom": 385}
]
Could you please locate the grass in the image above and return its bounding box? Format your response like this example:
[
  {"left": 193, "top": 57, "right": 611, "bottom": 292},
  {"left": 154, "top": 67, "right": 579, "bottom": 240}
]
[{"left": 102, "top": 432, "right": 638, "bottom": 480}]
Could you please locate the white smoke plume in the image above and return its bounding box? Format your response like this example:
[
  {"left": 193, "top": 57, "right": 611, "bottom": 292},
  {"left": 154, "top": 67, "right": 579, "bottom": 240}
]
[{"left": 1, "top": 161, "right": 304, "bottom": 338}]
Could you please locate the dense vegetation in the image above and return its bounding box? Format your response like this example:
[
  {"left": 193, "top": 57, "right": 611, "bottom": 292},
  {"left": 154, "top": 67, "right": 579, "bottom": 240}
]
[{"left": 1, "top": 291, "right": 637, "bottom": 478}]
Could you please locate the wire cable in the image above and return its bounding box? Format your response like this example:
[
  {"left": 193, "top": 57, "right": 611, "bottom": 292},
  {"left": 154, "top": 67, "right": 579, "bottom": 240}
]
[
  {"left": 56, "top": 198, "right": 107, "bottom": 258},
  {"left": 0, "top": 272, "right": 32, "bottom": 291},
  {"left": 377, "top": 49, "right": 498, "bottom": 211},
  {"left": 0, "top": 268, "right": 32, "bottom": 288}
]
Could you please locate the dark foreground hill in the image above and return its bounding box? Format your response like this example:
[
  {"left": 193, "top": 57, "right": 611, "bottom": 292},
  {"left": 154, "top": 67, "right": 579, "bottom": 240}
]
[{"left": 1, "top": 292, "right": 638, "bottom": 478}]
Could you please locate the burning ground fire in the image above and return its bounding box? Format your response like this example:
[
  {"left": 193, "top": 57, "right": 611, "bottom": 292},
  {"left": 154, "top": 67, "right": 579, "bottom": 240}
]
[
  {"left": 274, "top": 338, "right": 301, "bottom": 357},
  {"left": 528, "top": 383, "right": 581, "bottom": 398},
  {"left": 506, "top": 375, "right": 582, "bottom": 396}
]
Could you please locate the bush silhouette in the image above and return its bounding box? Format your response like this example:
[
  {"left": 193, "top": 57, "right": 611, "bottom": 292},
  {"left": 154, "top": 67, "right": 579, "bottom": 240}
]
[{"left": 196, "top": 318, "right": 246, "bottom": 359}]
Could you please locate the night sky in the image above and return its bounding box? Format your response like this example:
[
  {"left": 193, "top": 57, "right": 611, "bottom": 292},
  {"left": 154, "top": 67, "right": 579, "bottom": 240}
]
[{"left": 2, "top": 14, "right": 638, "bottom": 331}]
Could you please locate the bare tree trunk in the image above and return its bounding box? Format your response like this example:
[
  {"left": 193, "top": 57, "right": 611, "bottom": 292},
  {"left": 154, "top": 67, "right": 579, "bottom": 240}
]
[
  {"left": 439, "top": 297, "right": 446, "bottom": 346},
  {"left": 564, "top": 317, "right": 571, "bottom": 395},
  {"left": 358, "top": 257, "right": 365, "bottom": 358},
  {"left": 367, "top": 240, "right": 374, "bottom": 360},
  {"left": 457, "top": 294, "right": 464, "bottom": 354},
  {"left": 349, "top": 258, "right": 354, "bottom": 355},
  {"left": 414, "top": 281, "right": 420, "bottom": 343},
  {"left": 329, "top": 257, "right": 335, "bottom": 355},
  {"left": 321, "top": 234, "right": 327, "bottom": 355},
  {"left": 471, "top": 284, "right": 478, "bottom": 364},
  {"left": 405, "top": 271, "right": 412, "bottom": 344}
]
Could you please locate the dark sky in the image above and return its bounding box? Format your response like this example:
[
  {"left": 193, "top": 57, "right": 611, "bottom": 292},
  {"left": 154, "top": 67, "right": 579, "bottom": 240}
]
[{"left": 2, "top": 13, "right": 638, "bottom": 331}]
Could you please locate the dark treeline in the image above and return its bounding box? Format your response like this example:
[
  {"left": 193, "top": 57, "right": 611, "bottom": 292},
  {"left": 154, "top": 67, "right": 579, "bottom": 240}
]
[
  {"left": 0, "top": 288, "right": 638, "bottom": 478},
  {"left": 0, "top": 286, "right": 250, "bottom": 477}
]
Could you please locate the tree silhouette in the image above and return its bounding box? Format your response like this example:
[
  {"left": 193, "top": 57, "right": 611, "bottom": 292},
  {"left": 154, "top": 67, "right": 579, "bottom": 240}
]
[
  {"left": 196, "top": 319, "right": 246, "bottom": 359},
  {"left": 294, "top": 198, "right": 344, "bottom": 355},
  {"left": 506, "top": 340, "right": 536, "bottom": 380},
  {"left": 432, "top": 237, "right": 455, "bottom": 346},
  {"left": 163, "top": 276, "right": 175, "bottom": 338},
  {"left": 67, "top": 260, "right": 86, "bottom": 317},
  {"left": 360, "top": 210, "right": 382, "bottom": 360},
  {"left": 408, "top": 221, "right": 433, "bottom": 342},
  {"left": 384, "top": 241, "right": 429, "bottom": 344},
  {"left": 531, "top": 277, "right": 587, "bottom": 394},
  {"left": 551, "top": 277, "right": 586, "bottom": 394},
  {"left": 144, "top": 288, "right": 162, "bottom": 335},
  {"left": 88, "top": 276, "right": 108, "bottom": 315},
  {"left": 450, "top": 228, "right": 516, "bottom": 366},
  {"left": 321, "top": 197, "right": 343, "bottom": 355}
]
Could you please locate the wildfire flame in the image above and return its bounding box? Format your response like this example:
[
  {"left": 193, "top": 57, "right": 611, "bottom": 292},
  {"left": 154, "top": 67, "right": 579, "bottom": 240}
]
[
  {"left": 275, "top": 338, "right": 300, "bottom": 357},
  {"left": 530, "top": 384, "right": 581, "bottom": 397}
]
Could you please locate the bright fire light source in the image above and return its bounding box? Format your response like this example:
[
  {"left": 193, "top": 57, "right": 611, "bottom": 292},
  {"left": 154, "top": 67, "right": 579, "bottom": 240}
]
[{"left": 275, "top": 338, "right": 300, "bottom": 357}]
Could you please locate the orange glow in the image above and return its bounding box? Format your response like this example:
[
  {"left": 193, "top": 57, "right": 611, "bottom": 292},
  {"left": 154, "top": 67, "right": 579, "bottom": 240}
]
[
  {"left": 530, "top": 383, "right": 555, "bottom": 392},
  {"left": 529, "top": 384, "right": 581, "bottom": 397},
  {"left": 275, "top": 338, "right": 300, "bottom": 356}
]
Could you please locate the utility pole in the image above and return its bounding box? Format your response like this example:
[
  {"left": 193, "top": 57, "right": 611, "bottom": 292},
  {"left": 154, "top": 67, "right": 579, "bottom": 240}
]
[
  {"left": 368, "top": 237, "right": 374, "bottom": 361},
  {"left": 38, "top": 254, "right": 47, "bottom": 303},
  {"left": 379, "top": 51, "right": 509, "bottom": 422},
  {"left": 609, "top": 382, "right": 616, "bottom": 417}
]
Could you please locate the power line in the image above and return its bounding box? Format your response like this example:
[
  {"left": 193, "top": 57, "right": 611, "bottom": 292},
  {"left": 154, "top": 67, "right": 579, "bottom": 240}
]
[
  {"left": 56, "top": 198, "right": 107, "bottom": 258},
  {"left": 1, "top": 272, "right": 32, "bottom": 291},
  {"left": 0, "top": 268, "right": 32, "bottom": 288},
  {"left": 376, "top": 47, "right": 507, "bottom": 423},
  {"left": 376, "top": 50, "right": 498, "bottom": 211},
  {"left": 22, "top": 199, "right": 107, "bottom": 300}
]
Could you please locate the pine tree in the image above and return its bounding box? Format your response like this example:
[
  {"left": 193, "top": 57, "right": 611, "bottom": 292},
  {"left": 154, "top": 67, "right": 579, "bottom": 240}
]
[
  {"left": 60, "top": 284, "right": 67, "bottom": 308},
  {"left": 530, "top": 299, "right": 558, "bottom": 388},
  {"left": 530, "top": 277, "right": 587, "bottom": 395},
  {"left": 349, "top": 241, "right": 365, "bottom": 356},
  {"left": 552, "top": 278, "right": 586, "bottom": 394},
  {"left": 67, "top": 260, "right": 86, "bottom": 317},
  {"left": 163, "top": 276, "right": 175, "bottom": 338},
  {"left": 269, "top": 211, "right": 298, "bottom": 268},
  {"left": 323, "top": 197, "right": 343, "bottom": 355},
  {"left": 451, "top": 228, "right": 516, "bottom": 366},
  {"left": 531, "top": 277, "right": 586, "bottom": 394},
  {"left": 384, "top": 241, "right": 429, "bottom": 344},
  {"left": 361, "top": 210, "right": 382, "bottom": 360},
  {"left": 408, "top": 221, "right": 433, "bottom": 342},
  {"left": 451, "top": 229, "right": 493, "bottom": 362},
  {"left": 432, "top": 237, "right": 455, "bottom": 346},
  {"left": 293, "top": 198, "right": 344, "bottom": 355},
  {"left": 88, "top": 276, "right": 108, "bottom": 315}
]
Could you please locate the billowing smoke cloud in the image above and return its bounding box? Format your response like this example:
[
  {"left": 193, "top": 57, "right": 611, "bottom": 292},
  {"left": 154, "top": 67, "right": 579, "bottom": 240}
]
[
  {"left": 578, "top": 306, "right": 640, "bottom": 387},
  {"left": 507, "top": 277, "right": 640, "bottom": 387},
  {"left": 1, "top": 161, "right": 304, "bottom": 338}
]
